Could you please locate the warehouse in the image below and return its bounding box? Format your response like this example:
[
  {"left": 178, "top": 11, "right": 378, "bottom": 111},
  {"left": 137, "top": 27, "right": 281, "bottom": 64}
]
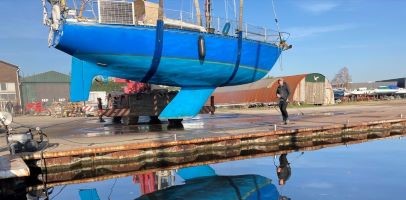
[
  {"left": 21, "top": 71, "right": 70, "bottom": 108},
  {"left": 213, "top": 73, "right": 334, "bottom": 106},
  {"left": 376, "top": 77, "right": 406, "bottom": 88}
]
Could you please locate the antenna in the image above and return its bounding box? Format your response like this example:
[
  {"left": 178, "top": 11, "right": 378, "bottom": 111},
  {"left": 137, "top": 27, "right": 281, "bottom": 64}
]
[
  {"left": 271, "top": 0, "right": 282, "bottom": 42},
  {"left": 233, "top": 0, "right": 237, "bottom": 22},
  {"left": 271, "top": 0, "right": 291, "bottom": 50},
  {"left": 224, "top": 0, "right": 229, "bottom": 21},
  {"left": 271, "top": 0, "right": 291, "bottom": 71}
]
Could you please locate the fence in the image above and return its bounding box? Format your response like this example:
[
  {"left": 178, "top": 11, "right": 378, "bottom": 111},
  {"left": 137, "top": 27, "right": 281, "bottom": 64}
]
[
  {"left": 0, "top": 101, "right": 23, "bottom": 115},
  {"left": 58, "top": 0, "right": 288, "bottom": 44}
]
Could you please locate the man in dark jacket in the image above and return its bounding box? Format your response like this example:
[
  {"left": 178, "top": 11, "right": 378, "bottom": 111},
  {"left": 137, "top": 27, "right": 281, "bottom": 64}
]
[
  {"left": 97, "top": 97, "right": 105, "bottom": 122},
  {"left": 276, "top": 79, "right": 290, "bottom": 124},
  {"left": 277, "top": 153, "right": 291, "bottom": 186}
]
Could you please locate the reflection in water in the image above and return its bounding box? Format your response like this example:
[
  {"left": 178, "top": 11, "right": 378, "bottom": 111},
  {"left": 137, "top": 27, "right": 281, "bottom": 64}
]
[
  {"left": 0, "top": 178, "right": 52, "bottom": 200},
  {"left": 79, "top": 188, "right": 100, "bottom": 200},
  {"left": 275, "top": 153, "right": 294, "bottom": 200},
  {"left": 95, "top": 121, "right": 184, "bottom": 136},
  {"left": 133, "top": 170, "right": 176, "bottom": 195},
  {"left": 133, "top": 172, "right": 156, "bottom": 195},
  {"left": 134, "top": 165, "right": 283, "bottom": 200},
  {"left": 277, "top": 154, "right": 291, "bottom": 186},
  {"left": 3, "top": 164, "right": 288, "bottom": 200},
  {"left": 2, "top": 129, "right": 404, "bottom": 199}
]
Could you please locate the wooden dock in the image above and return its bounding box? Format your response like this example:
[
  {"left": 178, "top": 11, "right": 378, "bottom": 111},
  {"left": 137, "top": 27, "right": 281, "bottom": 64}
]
[
  {"left": 0, "top": 100, "right": 405, "bottom": 183},
  {"left": 0, "top": 155, "right": 29, "bottom": 179}
]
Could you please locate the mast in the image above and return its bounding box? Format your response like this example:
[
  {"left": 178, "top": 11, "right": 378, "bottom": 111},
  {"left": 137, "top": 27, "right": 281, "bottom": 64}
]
[
  {"left": 193, "top": 0, "right": 202, "bottom": 26},
  {"left": 158, "top": 0, "right": 164, "bottom": 21},
  {"left": 205, "top": 0, "right": 212, "bottom": 29},
  {"left": 79, "top": 0, "right": 90, "bottom": 18},
  {"left": 238, "top": 0, "right": 243, "bottom": 32}
]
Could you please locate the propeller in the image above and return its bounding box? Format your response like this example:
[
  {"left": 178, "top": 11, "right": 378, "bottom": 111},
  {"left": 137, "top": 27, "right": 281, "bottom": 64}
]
[{"left": 94, "top": 75, "right": 107, "bottom": 84}]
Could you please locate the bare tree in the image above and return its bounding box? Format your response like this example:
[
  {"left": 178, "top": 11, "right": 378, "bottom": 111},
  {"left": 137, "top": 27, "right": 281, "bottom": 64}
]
[{"left": 332, "top": 67, "right": 352, "bottom": 89}]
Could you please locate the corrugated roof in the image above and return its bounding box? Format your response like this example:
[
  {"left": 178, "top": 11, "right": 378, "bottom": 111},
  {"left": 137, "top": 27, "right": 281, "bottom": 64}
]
[
  {"left": 213, "top": 74, "right": 307, "bottom": 105},
  {"left": 215, "top": 78, "right": 278, "bottom": 93},
  {"left": 0, "top": 60, "right": 19, "bottom": 69},
  {"left": 305, "top": 73, "right": 326, "bottom": 82},
  {"left": 268, "top": 74, "right": 307, "bottom": 102},
  {"left": 22, "top": 71, "right": 70, "bottom": 83},
  {"left": 377, "top": 77, "right": 406, "bottom": 82}
]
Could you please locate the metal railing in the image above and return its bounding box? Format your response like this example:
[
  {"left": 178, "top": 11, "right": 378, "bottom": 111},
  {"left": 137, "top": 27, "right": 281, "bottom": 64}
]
[
  {"left": 164, "top": 8, "right": 197, "bottom": 25},
  {"left": 51, "top": 0, "right": 289, "bottom": 44}
]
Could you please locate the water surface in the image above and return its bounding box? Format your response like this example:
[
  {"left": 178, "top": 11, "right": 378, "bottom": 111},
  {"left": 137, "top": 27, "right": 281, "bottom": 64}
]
[{"left": 39, "top": 137, "right": 406, "bottom": 200}]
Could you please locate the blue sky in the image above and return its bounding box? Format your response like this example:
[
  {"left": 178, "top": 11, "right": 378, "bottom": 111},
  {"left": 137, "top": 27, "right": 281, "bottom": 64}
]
[{"left": 0, "top": 0, "right": 405, "bottom": 82}]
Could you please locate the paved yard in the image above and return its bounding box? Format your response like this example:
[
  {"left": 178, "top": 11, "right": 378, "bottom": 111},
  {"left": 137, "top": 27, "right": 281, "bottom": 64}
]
[{"left": 0, "top": 100, "right": 405, "bottom": 157}]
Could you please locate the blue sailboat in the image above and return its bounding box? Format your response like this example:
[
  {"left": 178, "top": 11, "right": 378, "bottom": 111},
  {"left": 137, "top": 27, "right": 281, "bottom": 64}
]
[
  {"left": 136, "top": 165, "right": 280, "bottom": 200},
  {"left": 42, "top": 0, "right": 290, "bottom": 118}
]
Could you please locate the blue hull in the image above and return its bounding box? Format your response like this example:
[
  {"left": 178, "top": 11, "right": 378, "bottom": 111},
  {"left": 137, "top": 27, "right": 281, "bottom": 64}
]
[
  {"left": 56, "top": 22, "right": 280, "bottom": 87},
  {"left": 136, "top": 174, "right": 279, "bottom": 200},
  {"left": 54, "top": 21, "right": 281, "bottom": 118}
]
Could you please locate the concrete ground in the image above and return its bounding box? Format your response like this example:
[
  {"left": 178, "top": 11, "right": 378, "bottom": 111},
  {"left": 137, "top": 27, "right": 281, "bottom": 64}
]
[{"left": 0, "top": 100, "right": 405, "bottom": 157}]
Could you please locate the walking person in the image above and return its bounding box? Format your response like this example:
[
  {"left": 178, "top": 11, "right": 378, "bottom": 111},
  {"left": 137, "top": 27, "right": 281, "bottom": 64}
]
[
  {"left": 5, "top": 101, "right": 13, "bottom": 114},
  {"left": 276, "top": 78, "right": 290, "bottom": 125},
  {"left": 97, "top": 97, "right": 105, "bottom": 122}
]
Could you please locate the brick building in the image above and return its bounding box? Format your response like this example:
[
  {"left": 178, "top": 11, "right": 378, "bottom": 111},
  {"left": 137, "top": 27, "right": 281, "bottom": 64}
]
[{"left": 0, "top": 60, "right": 22, "bottom": 113}]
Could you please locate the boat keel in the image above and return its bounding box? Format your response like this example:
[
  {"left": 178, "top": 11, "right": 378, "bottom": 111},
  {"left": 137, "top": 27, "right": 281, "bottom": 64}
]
[
  {"left": 70, "top": 57, "right": 107, "bottom": 102},
  {"left": 159, "top": 87, "right": 215, "bottom": 119}
]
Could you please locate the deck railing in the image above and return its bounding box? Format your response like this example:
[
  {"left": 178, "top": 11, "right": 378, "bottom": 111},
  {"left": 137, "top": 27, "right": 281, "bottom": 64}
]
[{"left": 56, "top": 0, "right": 289, "bottom": 44}]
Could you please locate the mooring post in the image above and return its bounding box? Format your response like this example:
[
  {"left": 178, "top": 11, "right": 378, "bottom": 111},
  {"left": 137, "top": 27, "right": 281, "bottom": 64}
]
[
  {"left": 174, "top": 134, "right": 177, "bottom": 141},
  {"left": 401, "top": 113, "right": 403, "bottom": 119},
  {"left": 210, "top": 96, "right": 215, "bottom": 115},
  {"left": 274, "top": 124, "right": 277, "bottom": 131}
]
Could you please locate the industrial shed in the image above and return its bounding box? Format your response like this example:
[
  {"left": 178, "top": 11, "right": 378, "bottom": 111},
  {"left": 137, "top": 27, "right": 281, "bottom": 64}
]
[
  {"left": 21, "top": 71, "right": 70, "bottom": 107},
  {"left": 213, "top": 73, "right": 334, "bottom": 106},
  {"left": 377, "top": 77, "right": 406, "bottom": 88}
]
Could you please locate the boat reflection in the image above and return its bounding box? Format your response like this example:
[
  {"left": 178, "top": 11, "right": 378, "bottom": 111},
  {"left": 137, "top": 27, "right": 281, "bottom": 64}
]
[{"left": 134, "top": 165, "right": 285, "bottom": 200}]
